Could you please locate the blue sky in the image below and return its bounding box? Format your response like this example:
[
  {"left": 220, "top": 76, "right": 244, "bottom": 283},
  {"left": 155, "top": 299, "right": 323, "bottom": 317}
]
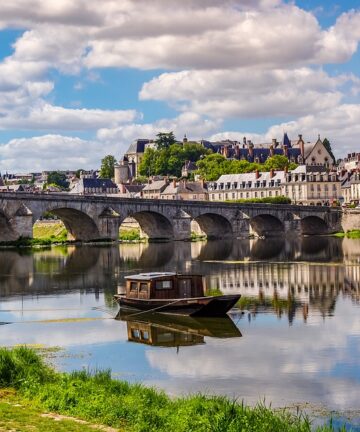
[{"left": 0, "top": 0, "right": 359, "bottom": 172}]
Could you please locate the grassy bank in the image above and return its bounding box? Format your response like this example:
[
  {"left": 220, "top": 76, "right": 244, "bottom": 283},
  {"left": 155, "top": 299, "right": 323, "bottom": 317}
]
[
  {"left": 0, "top": 347, "right": 345, "bottom": 432},
  {"left": 119, "top": 228, "right": 143, "bottom": 242},
  {"left": 334, "top": 230, "right": 360, "bottom": 239}
]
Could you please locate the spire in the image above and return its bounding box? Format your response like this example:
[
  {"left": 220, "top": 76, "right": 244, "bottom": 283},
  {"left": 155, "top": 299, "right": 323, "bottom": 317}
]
[{"left": 283, "top": 132, "right": 291, "bottom": 148}]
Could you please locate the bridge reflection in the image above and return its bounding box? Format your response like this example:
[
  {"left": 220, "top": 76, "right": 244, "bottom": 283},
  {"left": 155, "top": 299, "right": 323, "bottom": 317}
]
[{"left": 0, "top": 238, "right": 358, "bottom": 323}]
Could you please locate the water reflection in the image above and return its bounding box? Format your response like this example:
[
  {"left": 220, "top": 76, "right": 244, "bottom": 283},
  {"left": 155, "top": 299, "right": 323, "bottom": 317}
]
[
  {"left": 117, "top": 311, "right": 242, "bottom": 347},
  {"left": 0, "top": 237, "right": 359, "bottom": 413}
]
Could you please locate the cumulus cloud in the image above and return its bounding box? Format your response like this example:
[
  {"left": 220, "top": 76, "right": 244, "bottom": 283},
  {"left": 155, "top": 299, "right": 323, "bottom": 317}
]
[
  {"left": 97, "top": 112, "right": 221, "bottom": 147},
  {"left": 140, "top": 68, "right": 347, "bottom": 118},
  {"left": 0, "top": 103, "right": 138, "bottom": 131},
  {"left": 211, "top": 103, "right": 360, "bottom": 157}
]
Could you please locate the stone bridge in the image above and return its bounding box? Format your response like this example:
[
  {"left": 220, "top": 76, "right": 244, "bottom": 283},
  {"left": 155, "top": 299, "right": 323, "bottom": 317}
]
[{"left": 0, "top": 192, "right": 343, "bottom": 242}]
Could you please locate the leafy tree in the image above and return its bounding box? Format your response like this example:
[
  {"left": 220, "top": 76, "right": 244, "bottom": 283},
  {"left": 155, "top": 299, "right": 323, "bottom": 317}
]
[
  {"left": 138, "top": 142, "right": 210, "bottom": 178},
  {"left": 46, "top": 171, "right": 69, "bottom": 189},
  {"left": 322, "top": 138, "right": 336, "bottom": 163},
  {"left": 99, "top": 155, "right": 116, "bottom": 179},
  {"left": 155, "top": 132, "right": 176, "bottom": 149},
  {"left": 264, "top": 155, "right": 296, "bottom": 171}
]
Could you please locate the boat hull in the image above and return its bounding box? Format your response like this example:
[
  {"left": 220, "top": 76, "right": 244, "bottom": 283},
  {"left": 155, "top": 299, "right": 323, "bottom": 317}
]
[{"left": 114, "top": 294, "right": 240, "bottom": 317}]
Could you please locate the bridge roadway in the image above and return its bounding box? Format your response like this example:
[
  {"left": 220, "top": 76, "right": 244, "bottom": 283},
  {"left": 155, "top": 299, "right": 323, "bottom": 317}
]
[{"left": 0, "top": 192, "right": 343, "bottom": 242}]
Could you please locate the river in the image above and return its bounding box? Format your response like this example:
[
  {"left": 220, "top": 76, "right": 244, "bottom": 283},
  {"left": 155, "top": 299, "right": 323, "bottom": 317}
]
[{"left": 0, "top": 237, "right": 359, "bottom": 427}]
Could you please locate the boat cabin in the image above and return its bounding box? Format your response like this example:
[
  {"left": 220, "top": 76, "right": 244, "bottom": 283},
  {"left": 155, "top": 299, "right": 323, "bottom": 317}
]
[
  {"left": 126, "top": 320, "right": 204, "bottom": 347},
  {"left": 124, "top": 272, "right": 204, "bottom": 300}
]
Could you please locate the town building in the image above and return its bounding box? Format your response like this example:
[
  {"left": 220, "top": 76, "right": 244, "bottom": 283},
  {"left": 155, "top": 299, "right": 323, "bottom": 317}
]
[
  {"left": 124, "top": 139, "right": 155, "bottom": 177},
  {"left": 282, "top": 166, "right": 341, "bottom": 206},
  {"left": 160, "top": 180, "right": 208, "bottom": 200},
  {"left": 338, "top": 153, "right": 360, "bottom": 172},
  {"left": 208, "top": 166, "right": 341, "bottom": 206},
  {"left": 208, "top": 171, "right": 284, "bottom": 201},
  {"left": 118, "top": 183, "right": 144, "bottom": 198},
  {"left": 181, "top": 160, "right": 198, "bottom": 178},
  {"left": 70, "top": 178, "right": 119, "bottom": 195},
  {"left": 124, "top": 133, "right": 335, "bottom": 177},
  {"left": 142, "top": 178, "right": 169, "bottom": 199},
  {"left": 341, "top": 171, "right": 360, "bottom": 204}
]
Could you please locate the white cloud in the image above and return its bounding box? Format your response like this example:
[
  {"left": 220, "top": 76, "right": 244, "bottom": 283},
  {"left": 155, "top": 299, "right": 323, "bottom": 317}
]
[
  {"left": 140, "top": 68, "right": 346, "bottom": 118},
  {"left": 0, "top": 103, "right": 138, "bottom": 131},
  {"left": 97, "top": 112, "right": 221, "bottom": 149}
]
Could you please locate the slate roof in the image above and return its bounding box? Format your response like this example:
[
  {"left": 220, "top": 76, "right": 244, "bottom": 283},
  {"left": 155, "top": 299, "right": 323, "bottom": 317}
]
[
  {"left": 126, "top": 139, "right": 152, "bottom": 154},
  {"left": 142, "top": 180, "right": 168, "bottom": 191},
  {"left": 162, "top": 181, "right": 207, "bottom": 195}
]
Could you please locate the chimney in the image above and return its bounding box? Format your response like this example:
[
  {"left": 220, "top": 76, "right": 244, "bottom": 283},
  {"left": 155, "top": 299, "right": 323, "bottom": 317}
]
[
  {"left": 243, "top": 136, "right": 247, "bottom": 146},
  {"left": 283, "top": 145, "right": 288, "bottom": 157},
  {"left": 270, "top": 144, "right": 274, "bottom": 157},
  {"left": 270, "top": 169, "right": 275, "bottom": 178},
  {"left": 272, "top": 138, "right": 277, "bottom": 146},
  {"left": 172, "top": 178, "right": 176, "bottom": 188},
  {"left": 255, "top": 169, "right": 260, "bottom": 179},
  {"left": 285, "top": 166, "right": 289, "bottom": 174}
]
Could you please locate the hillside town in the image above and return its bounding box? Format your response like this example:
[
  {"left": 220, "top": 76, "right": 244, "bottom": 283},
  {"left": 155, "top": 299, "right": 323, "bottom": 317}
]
[{"left": 1, "top": 132, "right": 360, "bottom": 207}]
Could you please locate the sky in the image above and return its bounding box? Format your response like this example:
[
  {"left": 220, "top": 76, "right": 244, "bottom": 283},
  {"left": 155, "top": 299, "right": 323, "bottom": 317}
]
[{"left": 0, "top": 0, "right": 359, "bottom": 172}]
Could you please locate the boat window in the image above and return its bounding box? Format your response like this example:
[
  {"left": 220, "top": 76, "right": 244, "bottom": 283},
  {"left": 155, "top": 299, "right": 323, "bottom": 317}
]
[
  {"left": 131, "top": 329, "right": 140, "bottom": 339},
  {"left": 130, "top": 282, "right": 138, "bottom": 291},
  {"left": 141, "top": 331, "right": 149, "bottom": 340},
  {"left": 140, "top": 283, "right": 148, "bottom": 292},
  {"left": 155, "top": 280, "right": 173, "bottom": 290}
]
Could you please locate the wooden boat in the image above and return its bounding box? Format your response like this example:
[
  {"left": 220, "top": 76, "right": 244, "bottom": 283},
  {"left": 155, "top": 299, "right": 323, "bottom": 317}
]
[{"left": 113, "top": 272, "right": 240, "bottom": 317}]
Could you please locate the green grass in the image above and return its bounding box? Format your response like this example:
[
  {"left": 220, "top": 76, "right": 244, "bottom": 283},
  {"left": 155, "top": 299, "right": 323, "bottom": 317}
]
[
  {"left": 0, "top": 389, "right": 109, "bottom": 432},
  {"left": 0, "top": 347, "right": 346, "bottom": 432},
  {"left": 334, "top": 230, "right": 360, "bottom": 239},
  {"left": 119, "top": 228, "right": 143, "bottom": 242}
]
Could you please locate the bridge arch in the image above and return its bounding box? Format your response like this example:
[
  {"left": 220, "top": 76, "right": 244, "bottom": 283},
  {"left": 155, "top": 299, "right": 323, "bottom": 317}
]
[
  {"left": 129, "top": 211, "right": 174, "bottom": 241},
  {"left": 191, "top": 213, "right": 233, "bottom": 240},
  {"left": 301, "top": 216, "right": 329, "bottom": 235},
  {"left": 249, "top": 214, "right": 284, "bottom": 238},
  {"left": 43, "top": 207, "right": 100, "bottom": 241},
  {"left": 0, "top": 211, "right": 17, "bottom": 241}
]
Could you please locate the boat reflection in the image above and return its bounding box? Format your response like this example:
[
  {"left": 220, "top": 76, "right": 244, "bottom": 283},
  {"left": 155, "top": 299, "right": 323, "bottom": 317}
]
[{"left": 116, "top": 311, "right": 242, "bottom": 347}]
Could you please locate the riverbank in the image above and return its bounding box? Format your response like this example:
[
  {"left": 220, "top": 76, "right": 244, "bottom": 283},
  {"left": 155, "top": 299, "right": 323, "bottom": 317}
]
[{"left": 0, "top": 347, "right": 345, "bottom": 432}]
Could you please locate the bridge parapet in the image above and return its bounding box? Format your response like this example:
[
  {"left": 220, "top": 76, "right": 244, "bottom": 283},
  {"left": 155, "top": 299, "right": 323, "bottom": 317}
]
[{"left": 0, "top": 192, "right": 344, "bottom": 242}]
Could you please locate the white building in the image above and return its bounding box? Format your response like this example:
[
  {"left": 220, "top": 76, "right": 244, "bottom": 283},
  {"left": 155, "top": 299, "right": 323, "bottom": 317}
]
[{"left": 208, "top": 166, "right": 341, "bottom": 206}]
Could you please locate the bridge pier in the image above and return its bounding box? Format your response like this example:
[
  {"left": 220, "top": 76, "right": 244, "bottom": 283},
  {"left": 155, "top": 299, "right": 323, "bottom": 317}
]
[
  {"left": 232, "top": 217, "right": 250, "bottom": 239},
  {"left": 172, "top": 210, "right": 192, "bottom": 241}
]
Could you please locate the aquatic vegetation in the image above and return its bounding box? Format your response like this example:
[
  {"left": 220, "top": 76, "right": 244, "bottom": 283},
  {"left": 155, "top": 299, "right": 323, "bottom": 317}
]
[{"left": 0, "top": 347, "right": 346, "bottom": 432}]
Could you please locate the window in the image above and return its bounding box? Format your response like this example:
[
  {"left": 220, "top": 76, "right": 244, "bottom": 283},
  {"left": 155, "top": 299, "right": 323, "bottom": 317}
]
[
  {"left": 140, "top": 283, "right": 148, "bottom": 292},
  {"left": 156, "top": 280, "right": 173, "bottom": 290},
  {"left": 130, "top": 282, "right": 138, "bottom": 292}
]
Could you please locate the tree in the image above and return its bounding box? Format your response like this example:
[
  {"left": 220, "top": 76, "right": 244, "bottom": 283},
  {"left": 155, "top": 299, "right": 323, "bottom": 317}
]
[
  {"left": 155, "top": 132, "right": 176, "bottom": 149},
  {"left": 99, "top": 155, "right": 116, "bottom": 179},
  {"left": 47, "top": 171, "right": 69, "bottom": 189},
  {"left": 138, "top": 141, "right": 211, "bottom": 178},
  {"left": 322, "top": 138, "right": 336, "bottom": 163},
  {"left": 264, "top": 155, "right": 294, "bottom": 171}
]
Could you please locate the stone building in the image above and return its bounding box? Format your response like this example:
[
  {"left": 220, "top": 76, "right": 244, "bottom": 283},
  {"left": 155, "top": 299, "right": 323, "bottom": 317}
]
[
  {"left": 341, "top": 171, "right": 360, "bottom": 204},
  {"left": 124, "top": 139, "right": 155, "bottom": 176},
  {"left": 160, "top": 180, "right": 208, "bottom": 200},
  {"left": 282, "top": 166, "right": 341, "bottom": 206},
  {"left": 142, "top": 179, "right": 169, "bottom": 199},
  {"left": 208, "top": 171, "right": 284, "bottom": 201},
  {"left": 114, "top": 156, "right": 136, "bottom": 185},
  {"left": 338, "top": 153, "right": 360, "bottom": 172},
  {"left": 208, "top": 166, "right": 341, "bottom": 206},
  {"left": 70, "top": 178, "right": 119, "bottom": 195}
]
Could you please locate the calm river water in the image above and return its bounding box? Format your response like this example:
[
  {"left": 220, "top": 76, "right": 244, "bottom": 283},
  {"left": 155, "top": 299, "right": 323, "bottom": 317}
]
[{"left": 0, "top": 237, "right": 359, "bottom": 425}]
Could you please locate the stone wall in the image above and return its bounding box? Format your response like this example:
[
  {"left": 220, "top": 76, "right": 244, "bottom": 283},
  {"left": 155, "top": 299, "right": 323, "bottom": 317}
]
[{"left": 341, "top": 209, "right": 360, "bottom": 232}]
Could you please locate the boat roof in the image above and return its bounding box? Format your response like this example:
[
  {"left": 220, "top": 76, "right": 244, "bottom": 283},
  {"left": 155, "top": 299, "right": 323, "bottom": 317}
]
[{"left": 125, "top": 272, "right": 177, "bottom": 281}]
